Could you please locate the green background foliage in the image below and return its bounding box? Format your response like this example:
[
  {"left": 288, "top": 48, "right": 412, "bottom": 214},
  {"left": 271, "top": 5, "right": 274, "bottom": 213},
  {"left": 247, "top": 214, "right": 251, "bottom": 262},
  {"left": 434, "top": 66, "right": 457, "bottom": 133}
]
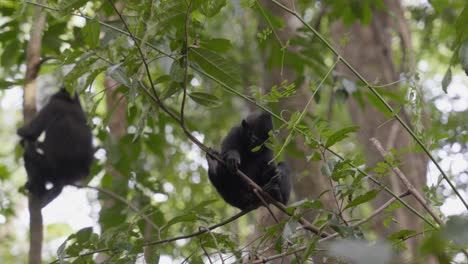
[{"left": 0, "top": 0, "right": 467, "bottom": 263}]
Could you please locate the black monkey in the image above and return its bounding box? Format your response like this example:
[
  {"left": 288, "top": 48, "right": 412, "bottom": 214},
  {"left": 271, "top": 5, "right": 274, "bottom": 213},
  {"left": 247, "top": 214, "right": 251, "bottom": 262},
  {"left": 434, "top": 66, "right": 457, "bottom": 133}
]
[
  {"left": 17, "top": 88, "right": 93, "bottom": 208},
  {"left": 206, "top": 112, "right": 292, "bottom": 211}
]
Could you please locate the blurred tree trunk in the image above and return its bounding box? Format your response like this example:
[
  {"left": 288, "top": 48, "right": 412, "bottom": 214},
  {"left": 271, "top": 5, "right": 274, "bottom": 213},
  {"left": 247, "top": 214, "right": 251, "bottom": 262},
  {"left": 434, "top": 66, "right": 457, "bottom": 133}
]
[
  {"left": 96, "top": 77, "right": 127, "bottom": 263},
  {"left": 255, "top": 1, "right": 335, "bottom": 262},
  {"left": 330, "top": 0, "right": 427, "bottom": 254},
  {"left": 23, "top": 1, "right": 47, "bottom": 263},
  {"left": 259, "top": 0, "right": 334, "bottom": 214}
]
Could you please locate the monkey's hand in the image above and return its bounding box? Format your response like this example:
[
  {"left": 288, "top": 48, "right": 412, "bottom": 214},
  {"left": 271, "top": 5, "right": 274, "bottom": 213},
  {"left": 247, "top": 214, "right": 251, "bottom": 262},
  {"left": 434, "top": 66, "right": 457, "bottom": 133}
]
[
  {"left": 206, "top": 148, "right": 220, "bottom": 159},
  {"left": 206, "top": 148, "right": 220, "bottom": 167},
  {"left": 224, "top": 150, "right": 241, "bottom": 173},
  {"left": 19, "top": 138, "right": 35, "bottom": 148},
  {"left": 262, "top": 172, "right": 283, "bottom": 203},
  {"left": 19, "top": 138, "right": 26, "bottom": 148}
]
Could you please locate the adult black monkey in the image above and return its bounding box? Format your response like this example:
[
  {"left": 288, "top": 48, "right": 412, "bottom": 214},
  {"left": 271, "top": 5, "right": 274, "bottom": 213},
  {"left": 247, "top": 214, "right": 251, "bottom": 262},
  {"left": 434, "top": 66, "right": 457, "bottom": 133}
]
[
  {"left": 17, "top": 88, "right": 93, "bottom": 208},
  {"left": 206, "top": 112, "right": 292, "bottom": 211}
]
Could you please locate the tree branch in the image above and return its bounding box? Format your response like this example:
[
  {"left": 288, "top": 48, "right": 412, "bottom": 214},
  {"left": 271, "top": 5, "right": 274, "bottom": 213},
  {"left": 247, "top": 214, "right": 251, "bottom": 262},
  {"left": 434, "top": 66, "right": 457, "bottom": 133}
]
[
  {"left": 23, "top": 1, "right": 47, "bottom": 263},
  {"left": 370, "top": 138, "right": 443, "bottom": 226},
  {"left": 73, "top": 184, "right": 158, "bottom": 230}
]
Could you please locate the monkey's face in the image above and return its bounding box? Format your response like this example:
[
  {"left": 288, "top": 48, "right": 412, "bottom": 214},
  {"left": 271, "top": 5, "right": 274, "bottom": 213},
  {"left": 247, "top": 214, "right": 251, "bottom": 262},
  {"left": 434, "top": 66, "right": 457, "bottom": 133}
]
[{"left": 242, "top": 112, "right": 273, "bottom": 150}]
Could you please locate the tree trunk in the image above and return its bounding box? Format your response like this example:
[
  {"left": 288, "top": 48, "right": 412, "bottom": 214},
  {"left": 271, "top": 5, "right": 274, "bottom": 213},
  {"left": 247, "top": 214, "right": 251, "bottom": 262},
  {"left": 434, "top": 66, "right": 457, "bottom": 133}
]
[
  {"left": 23, "top": 1, "right": 47, "bottom": 263},
  {"left": 96, "top": 77, "right": 127, "bottom": 263},
  {"left": 255, "top": 1, "right": 335, "bottom": 262},
  {"left": 330, "top": 0, "right": 427, "bottom": 254}
]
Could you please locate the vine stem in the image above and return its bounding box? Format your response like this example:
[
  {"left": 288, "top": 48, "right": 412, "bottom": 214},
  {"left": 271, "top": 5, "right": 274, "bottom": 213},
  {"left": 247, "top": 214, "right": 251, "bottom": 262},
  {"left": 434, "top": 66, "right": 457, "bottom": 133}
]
[{"left": 180, "top": 0, "right": 192, "bottom": 127}]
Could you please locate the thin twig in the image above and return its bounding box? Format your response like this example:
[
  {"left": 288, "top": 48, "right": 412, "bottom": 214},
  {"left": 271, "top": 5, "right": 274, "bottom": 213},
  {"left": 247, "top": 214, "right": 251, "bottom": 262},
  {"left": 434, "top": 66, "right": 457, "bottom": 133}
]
[
  {"left": 252, "top": 192, "right": 411, "bottom": 263},
  {"left": 319, "top": 191, "right": 411, "bottom": 243},
  {"left": 51, "top": 211, "right": 247, "bottom": 262},
  {"left": 371, "top": 138, "right": 444, "bottom": 226},
  {"left": 200, "top": 241, "right": 214, "bottom": 264},
  {"left": 253, "top": 188, "right": 280, "bottom": 223},
  {"left": 200, "top": 226, "right": 225, "bottom": 264},
  {"left": 73, "top": 184, "right": 158, "bottom": 230},
  {"left": 143, "top": 211, "right": 247, "bottom": 247},
  {"left": 180, "top": 0, "right": 192, "bottom": 126},
  {"left": 320, "top": 147, "right": 348, "bottom": 226}
]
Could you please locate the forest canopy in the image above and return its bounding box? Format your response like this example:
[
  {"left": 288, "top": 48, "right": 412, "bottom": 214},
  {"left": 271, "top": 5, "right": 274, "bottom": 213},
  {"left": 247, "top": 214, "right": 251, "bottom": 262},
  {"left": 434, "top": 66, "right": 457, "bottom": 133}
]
[{"left": 0, "top": 0, "right": 467, "bottom": 263}]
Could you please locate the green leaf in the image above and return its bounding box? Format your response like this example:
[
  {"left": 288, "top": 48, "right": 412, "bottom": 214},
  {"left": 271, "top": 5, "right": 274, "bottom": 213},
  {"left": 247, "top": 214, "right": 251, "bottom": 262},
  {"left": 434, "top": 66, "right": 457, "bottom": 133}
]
[
  {"left": 301, "top": 238, "right": 318, "bottom": 262},
  {"left": 325, "top": 126, "right": 360, "bottom": 148},
  {"left": 443, "top": 215, "right": 468, "bottom": 246},
  {"left": 442, "top": 67, "right": 452, "bottom": 93},
  {"left": 58, "top": 0, "right": 88, "bottom": 15},
  {"left": 388, "top": 229, "right": 417, "bottom": 241},
  {"left": 201, "top": 38, "right": 232, "bottom": 52},
  {"left": 83, "top": 66, "right": 107, "bottom": 90},
  {"left": 364, "top": 91, "right": 392, "bottom": 118},
  {"left": 459, "top": 39, "right": 468, "bottom": 76},
  {"left": 420, "top": 231, "right": 450, "bottom": 262},
  {"left": 169, "top": 61, "right": 184, "bottom": 82},
  {"left": 329, "top": 240, "right": 391, "bottom": 264},
  {"left": 156, "top": 0, "right": 186, "bottom": 31},
  {"left": 63, "top": 55, "right": 98, "bottom": 88},
  {"left": 251, "top": 145, "right": 262, "bottom": 152},
  {"left": 454, "top": 5, "right": 468, "bottom": 45},
  {"left": 0, "top": 31, "right": 16, "bottom": 42},
  {"left": 261, "top": 81, "right": 297, "bottom": 103},
  {"left": 82, "top": 19, "right": 101, "bottom": 49},
  {"left": 344, "top": 189, "right": 379, "bottom": 210},
  {"left": 1, "top": 41, "right": 18, "bottom": 68},
  {"left": 0, "top": 80, "right": 19, "bottom": 90},
  {"left": 286, "top": 199, "right": 323, "bottom": 214},
  {"left": 165, "top": 213, "right": 197, "bottom": 228},
  {"left": 107, "top": 63, "right": 132, "bottom": 88},
  {"left": 200, "top": 0, "right": 227, "bottom": 17},
  {"left": 189, "top": 47, "right": 241, "bottom": 87},
  {"left": 321, "top": 160, "right": 336, "bottom": 178},
  {"left": 161, "top": 81, "right": 182, "bottom": 100},
  {"left": 75, "top": 227, "right": 93, "bottom": 243},
  {"left": 306, "top": 151, "right": 322, "bottom": 162},
  {"left": 254, "top": 3, "right": 284, "bottom": 29},
  {"left": 188, "top": 92, "right": 221, "bottom": 107},
  {"left": 154, "top": 75, "right": 171, "bottom": 84}
]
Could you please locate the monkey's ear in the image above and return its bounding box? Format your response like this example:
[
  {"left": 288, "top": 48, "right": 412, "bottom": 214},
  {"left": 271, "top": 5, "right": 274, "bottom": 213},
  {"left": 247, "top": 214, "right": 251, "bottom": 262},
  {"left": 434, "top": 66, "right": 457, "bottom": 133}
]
[{"left": 241, "top": 120, "right": 248, "bottom": 128}]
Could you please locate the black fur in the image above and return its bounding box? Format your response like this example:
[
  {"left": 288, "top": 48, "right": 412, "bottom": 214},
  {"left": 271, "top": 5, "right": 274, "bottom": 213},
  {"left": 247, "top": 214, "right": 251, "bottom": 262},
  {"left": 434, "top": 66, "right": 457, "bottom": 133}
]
[
  {"left": 17, "top": 88, "right": 93, "bottom": 208},
  {"left": 206, "top": 112, "right": 292, "bottom": 211}
]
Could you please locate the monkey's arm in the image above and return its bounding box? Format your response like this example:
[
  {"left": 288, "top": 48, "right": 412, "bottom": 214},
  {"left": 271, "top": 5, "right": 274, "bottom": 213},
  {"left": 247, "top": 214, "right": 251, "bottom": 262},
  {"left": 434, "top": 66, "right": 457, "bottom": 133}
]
[
  {"left": 220, "top": 126, "right": 243, "bottom": 172},
  {"left": 17, "top": 103, "right": 57, "bottom": 141},
  {"left": 41, "top": 186, "right": 64, "bottom": 208},
  {"left": 262, "top": 162, "right": 292, "bottom": 204},
  {"left": 206, "top": 149, "right": 220, "bottom": 177}
]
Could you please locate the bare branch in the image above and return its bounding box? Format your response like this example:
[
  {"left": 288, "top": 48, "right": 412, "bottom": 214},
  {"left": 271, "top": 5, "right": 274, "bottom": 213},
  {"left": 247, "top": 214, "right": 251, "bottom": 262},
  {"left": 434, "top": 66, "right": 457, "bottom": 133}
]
[
  {"left": 23, "top": 1, "right": 48, "bottom": 263},
  {"left": 370, "top": 138, "right": 443, "bottom": 227},
  {"left": 199, "top": 226, "right": 225, "bottom": 264}
]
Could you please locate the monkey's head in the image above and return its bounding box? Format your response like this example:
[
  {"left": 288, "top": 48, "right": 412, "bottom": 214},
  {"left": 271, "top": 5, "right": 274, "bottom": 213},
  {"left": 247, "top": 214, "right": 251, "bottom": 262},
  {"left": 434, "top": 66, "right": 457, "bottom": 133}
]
[
  {"left": 53, "top": 87, "right": 79, "bottom": 103},
  {"left": 241, "top": 112, "right": 273, "bottom": 149}
]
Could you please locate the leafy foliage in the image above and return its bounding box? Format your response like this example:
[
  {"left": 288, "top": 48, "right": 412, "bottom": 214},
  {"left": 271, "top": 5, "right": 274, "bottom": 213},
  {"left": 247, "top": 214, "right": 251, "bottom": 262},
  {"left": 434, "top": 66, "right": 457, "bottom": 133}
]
[{"left": 0, "top": 0, "right": 466, "bottom": 263}]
